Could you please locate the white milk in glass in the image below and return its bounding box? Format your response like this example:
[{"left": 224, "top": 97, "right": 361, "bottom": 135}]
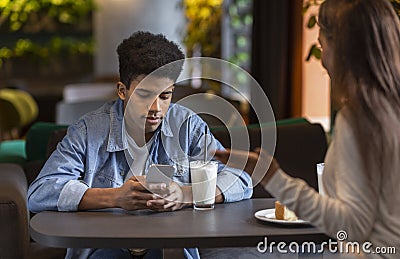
[
  {"left": 190, "top": 161, "right": 218, "bottom": 210},
  {"left": 316, "top": 163, "right": 325, "bottom": 195}
]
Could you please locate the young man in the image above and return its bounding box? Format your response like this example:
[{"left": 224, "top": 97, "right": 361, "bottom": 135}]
[{"left": 28, "top": 31, "right": 252, "bottom": 258}]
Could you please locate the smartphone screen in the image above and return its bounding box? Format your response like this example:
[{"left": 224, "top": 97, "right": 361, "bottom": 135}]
[{"left": 146, "top": 164, "right": 175, "bottom": 186}]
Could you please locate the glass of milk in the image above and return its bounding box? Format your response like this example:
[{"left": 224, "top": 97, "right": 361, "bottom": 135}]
[
  {"left": 316, "top": 163, "right": 325, "bottom": 195},
  {"left": 190, "top": 161, "right": 218, "bottom": 210}
]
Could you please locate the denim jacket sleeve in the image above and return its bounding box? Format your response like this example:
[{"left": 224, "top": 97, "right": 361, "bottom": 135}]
[
  {"left": 189, "top": 116, "right": 253, "bottom": 202},
  {"left": 27, "top": 122, "right": 90, "bottom": 213}
]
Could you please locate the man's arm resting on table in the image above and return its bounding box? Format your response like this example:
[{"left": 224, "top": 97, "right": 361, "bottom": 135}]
[
  {"left": 215, "top": 187, "right": 224, "bottom": 203},
  {"left": 78, "top": 180, "right": 224, "bottom": 211},
  {"left": 78, "top": 188, "right": 119, "bottom": 210},
  {"left": 78, "top": 180, "right": 157, "bottom": 211}
]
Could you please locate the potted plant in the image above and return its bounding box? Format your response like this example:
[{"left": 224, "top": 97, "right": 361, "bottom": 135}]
[
  {"left": 0, "top": 0, "right": 95, "bottom": 79},
  {"left": 182, "top": 0, "right": 223, "bottom": 58}
]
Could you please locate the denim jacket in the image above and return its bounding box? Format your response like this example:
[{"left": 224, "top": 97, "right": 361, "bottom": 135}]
[{"left": 28, "top": 99, "right": 252, "bottom": 213}]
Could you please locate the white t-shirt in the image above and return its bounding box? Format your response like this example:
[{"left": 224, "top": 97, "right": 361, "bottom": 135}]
[{"left": 124, "top": 133, "right": 156, "bottom": 182}]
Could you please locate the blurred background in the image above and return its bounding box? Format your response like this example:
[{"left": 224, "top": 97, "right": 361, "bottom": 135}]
[{"left": 5, "top": 0, "right": 391, "bottom": 140}]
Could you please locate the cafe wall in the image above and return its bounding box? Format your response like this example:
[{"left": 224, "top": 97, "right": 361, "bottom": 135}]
[{"left": 301, "top": 5, "right": 330, "bottom": 131}]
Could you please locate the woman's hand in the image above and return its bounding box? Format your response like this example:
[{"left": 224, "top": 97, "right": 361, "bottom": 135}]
[
  {"left": 146, "top": 182, "right": 193, "bottom": 212},
  {"left": 214, "top": 148, "right": 280, "bottom": 186}
]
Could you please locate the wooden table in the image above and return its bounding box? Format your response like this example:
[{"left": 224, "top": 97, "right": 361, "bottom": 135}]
[{"left": 30, "top": 198, "right": 328, "bottom": 257}]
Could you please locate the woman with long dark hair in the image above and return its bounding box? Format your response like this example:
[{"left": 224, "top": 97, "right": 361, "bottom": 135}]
[{"left": 216, "top": 0, "right": 400, "bottom": 256}]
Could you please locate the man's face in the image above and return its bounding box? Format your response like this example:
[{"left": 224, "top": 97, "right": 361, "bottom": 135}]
[{"left": 120, "top": 74, "right": 174, "bottom": 135}]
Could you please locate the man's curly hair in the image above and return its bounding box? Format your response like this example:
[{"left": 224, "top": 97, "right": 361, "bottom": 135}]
[{"left": 117, "top": 31, "right": 185, "bottom": 88}]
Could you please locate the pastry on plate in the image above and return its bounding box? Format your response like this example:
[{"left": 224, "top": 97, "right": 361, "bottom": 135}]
[{"left": 275, "top": 201, "right": 298, "bottom": 221}]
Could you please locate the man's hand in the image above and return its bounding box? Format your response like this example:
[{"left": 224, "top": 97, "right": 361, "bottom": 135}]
[
  {"left": 114, "top": 176, "right": 159, "bottom": 211},
  {"left": 146, "top": 182, "right": 193, "bottom": 212},
  {"left": 78, "top": 176, "right": 158, "bottom": 211}
]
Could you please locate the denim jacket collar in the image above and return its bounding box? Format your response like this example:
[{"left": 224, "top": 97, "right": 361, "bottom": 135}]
[
  {"left": 161, "top": 105, "right": 174, "bottom": 137},
  {"left": 107, "top": 99, "right": 174, "bottom": 152}
]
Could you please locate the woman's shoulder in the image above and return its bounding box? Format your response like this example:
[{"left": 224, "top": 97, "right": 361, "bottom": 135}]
[{"left": 332, "top": 108, "right": 356, "bottom": 138}]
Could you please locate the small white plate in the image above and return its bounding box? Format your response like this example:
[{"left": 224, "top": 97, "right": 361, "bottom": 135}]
[{"left": 254, "top": 208, "right": 309, "bottom": 225}]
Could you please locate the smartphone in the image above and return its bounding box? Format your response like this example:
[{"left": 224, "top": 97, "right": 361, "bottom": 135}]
[{"left": 146, "top": 164, "right": 175, "bottom": 186}]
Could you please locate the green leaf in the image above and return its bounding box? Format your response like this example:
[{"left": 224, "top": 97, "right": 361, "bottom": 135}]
[
  {"left": 307, "top": 15, "right": 317, "bottom": 28},
  {"left": 306, "top": 44, "right": 321, "bottom": 61},
  {"left": 312, "top": 46, "right": 322, "bottom": 59}
]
